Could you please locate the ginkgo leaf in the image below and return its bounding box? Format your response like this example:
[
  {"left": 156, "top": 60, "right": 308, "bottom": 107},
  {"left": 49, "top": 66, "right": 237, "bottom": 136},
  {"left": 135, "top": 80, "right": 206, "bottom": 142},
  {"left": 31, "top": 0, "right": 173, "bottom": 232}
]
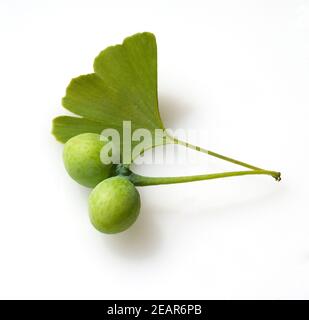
[
  {"left": 52, "top": 32, "right": 281, "bottom": 180},
  {"left": 52, "top": 116, "right": 106, "bottom": 143},
  {"left": 52, "top": 32, "right": 165, "bottom": 158}
]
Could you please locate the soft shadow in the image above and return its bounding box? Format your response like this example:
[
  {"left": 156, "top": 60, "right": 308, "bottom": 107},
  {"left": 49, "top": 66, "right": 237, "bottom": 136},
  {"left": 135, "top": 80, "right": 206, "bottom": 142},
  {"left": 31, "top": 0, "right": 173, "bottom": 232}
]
[
  {"left": 101, "top": 197, "right": 161, "bottom": 260},
  {"left": 158, "top": 94, "right": 191, "bottom": 127},
  {"left": 199, "top": 183, "right": 288, "bottom": 218}
]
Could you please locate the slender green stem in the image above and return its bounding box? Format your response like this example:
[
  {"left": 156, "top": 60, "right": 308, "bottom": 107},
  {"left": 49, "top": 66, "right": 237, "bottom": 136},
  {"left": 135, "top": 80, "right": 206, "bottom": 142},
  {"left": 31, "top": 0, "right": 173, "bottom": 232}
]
[
  {"left": 129, "top": 169, "right": 281, "bottom": 186},
  {"left": 170, "top": 137, "right": 263, "bottom": 170}
]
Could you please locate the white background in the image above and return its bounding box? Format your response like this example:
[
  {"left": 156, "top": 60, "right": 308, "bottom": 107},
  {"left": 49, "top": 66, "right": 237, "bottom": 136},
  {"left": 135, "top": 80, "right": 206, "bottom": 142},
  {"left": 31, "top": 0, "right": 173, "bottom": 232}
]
[{"left": 0, "top": 0, "right": 308, "bottom": 299}]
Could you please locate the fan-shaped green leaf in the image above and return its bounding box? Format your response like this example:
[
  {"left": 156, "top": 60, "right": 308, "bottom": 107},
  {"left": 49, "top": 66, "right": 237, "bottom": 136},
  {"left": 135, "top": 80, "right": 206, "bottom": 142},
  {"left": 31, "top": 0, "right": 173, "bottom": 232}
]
[
  {"left": 53, "top": 32, "right": 165, "bottom": 157},
  {"left": 52, "top": 116, "right": 106, "bottom": 143}
]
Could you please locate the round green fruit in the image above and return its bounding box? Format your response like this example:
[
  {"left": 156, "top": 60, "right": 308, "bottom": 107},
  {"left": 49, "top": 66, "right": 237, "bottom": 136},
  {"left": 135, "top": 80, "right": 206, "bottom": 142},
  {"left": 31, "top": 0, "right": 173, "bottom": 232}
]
[
  {"left": 63, "top": 133, "right": 114, "bottom": 188},
  {"left": 88, "top": 176, "right": 141, "bottom": 234}
]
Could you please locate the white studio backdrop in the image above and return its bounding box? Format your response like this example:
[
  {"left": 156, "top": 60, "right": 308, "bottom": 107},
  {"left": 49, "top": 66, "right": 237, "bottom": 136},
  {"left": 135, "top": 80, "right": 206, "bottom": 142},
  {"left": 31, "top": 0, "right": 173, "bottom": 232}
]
[{"left": 0, "top": 0, "right": 308, "bottom": 299}]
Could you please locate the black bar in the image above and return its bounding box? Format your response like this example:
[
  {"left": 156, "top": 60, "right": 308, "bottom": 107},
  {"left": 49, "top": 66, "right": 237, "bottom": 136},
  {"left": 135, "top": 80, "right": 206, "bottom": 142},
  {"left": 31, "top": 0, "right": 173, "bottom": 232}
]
[{"left": 0, "top": 300, "right": 308, "bottom": 319}]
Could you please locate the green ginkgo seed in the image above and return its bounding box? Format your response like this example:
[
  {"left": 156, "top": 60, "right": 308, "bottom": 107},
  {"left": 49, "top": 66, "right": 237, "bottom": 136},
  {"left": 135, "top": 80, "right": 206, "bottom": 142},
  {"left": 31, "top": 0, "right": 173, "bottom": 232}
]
[
  {"left": 88, "top": 176, "right": 141, "bottom": 234},
  {"left": 63, "top": 133, "right": 113, "bottom": 188}
]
